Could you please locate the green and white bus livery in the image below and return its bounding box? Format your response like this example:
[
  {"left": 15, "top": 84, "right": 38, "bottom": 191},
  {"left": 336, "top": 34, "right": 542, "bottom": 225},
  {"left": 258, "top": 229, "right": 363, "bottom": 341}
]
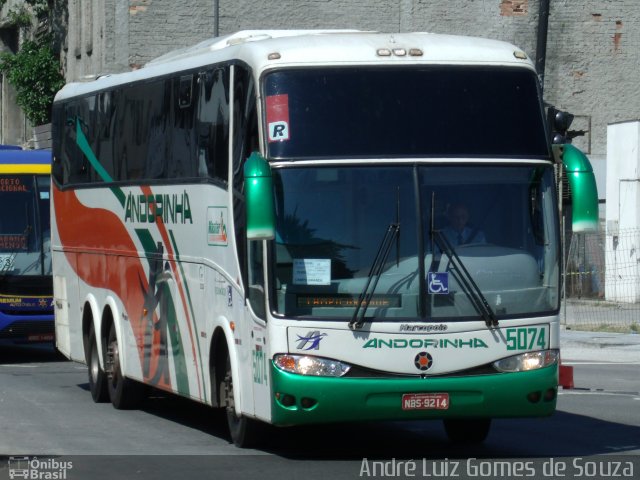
[{"left": 51, "top": 30, "right": 598, "bottom": 447}]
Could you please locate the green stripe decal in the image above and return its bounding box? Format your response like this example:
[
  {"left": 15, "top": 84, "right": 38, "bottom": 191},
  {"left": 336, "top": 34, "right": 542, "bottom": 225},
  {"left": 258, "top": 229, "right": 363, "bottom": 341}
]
[
  {"left": 111, "top": 186, "right": 126, "bottom": 208},
  {"left": 135, "top": 228, "right": 156, "bottom": 255},
  {"left": 73, "top": 117, "right": 125, "bottom": 206},
  {"left": 134, "top": 228, "right": 189, "bottom": 396},
  {"left": 75, "top": 118, "right": 113, "bottom": 183},
  {"left": 163, "top": 285, "right": 190, "bottom": 396},
  {"left": 169, "top": 229, "right": 207, "bottom": 402}
]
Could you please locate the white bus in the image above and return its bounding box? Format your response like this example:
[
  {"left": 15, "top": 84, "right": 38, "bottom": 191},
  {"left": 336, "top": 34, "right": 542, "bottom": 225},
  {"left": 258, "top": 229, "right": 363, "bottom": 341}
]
[{"left": 51, "top": 30, "right": 598, "bottom": 447}]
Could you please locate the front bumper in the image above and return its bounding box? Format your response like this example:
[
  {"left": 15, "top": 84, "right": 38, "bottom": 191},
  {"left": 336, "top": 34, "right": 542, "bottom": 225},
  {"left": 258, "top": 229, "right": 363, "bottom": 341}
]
[
  {"left": 271, "top": 363, "right": 558, "bottom": 426},
  {"left": 0, "top": 312, "right": 55, "bottom": 344}
]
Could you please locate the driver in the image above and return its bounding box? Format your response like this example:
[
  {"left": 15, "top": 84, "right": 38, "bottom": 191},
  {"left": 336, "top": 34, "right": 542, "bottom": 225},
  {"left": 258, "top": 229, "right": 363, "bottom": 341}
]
[{"left": 441, "top": 203, "right": 486, "bottom": 246}]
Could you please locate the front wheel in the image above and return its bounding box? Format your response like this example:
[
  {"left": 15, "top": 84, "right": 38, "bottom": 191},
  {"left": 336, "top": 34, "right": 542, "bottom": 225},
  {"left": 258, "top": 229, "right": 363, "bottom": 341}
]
[
  {"left": 222, "top": 354, "right": 261, "bottom": 448},
  {"left": 443, "top": 418, "right": 491, "bottom": 444},
  {"left": 106, "top": 322, "right": 145, "bottom": 409}
]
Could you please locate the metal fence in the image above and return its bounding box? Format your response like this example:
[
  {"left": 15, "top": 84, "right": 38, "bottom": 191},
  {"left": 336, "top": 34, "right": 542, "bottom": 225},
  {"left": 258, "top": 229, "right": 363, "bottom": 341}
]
[{"left": 563, "top": 227, "right": 640, "bottom": 332}]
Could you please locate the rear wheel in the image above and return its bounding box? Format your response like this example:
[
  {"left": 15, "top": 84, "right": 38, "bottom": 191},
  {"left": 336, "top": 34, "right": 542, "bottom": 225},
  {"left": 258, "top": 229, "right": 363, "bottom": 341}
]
[
  {"left": 443, "top": 418, "right": 491, "bottom": 444},
  {"left": 87, "top": 325, "right": 108, "bottom": 403},
  {"left": 222, "top": 354, "right": 261, "bottom": 447},
  {"left": 106, "top": 322, "right": 145, "bottom": 409}
]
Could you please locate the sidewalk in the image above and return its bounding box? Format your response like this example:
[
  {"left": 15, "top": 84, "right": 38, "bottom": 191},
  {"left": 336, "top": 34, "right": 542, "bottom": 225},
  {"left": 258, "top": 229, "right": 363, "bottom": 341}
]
[{"left": 560, "top": 326, "right": 640, "bottom": 363}]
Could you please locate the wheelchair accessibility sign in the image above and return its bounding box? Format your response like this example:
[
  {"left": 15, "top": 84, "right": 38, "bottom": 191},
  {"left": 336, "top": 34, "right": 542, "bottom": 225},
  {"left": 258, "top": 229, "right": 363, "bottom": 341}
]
[{"left": 427, "top": 272, "right": 449, "bottom": 294}]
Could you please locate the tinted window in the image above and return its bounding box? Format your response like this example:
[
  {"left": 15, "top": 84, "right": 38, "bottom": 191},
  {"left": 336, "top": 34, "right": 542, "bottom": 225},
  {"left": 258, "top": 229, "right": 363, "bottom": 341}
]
[
  {"left": 52, "top": 65, "right": 232, "bottom": 187},
  {"left": 271, "top": 165, "right": 559, "bottom": 320},
  {"left": 197, "top": 67, "right": 230, "bottom": 183},
  {"left": 264, "top": 66, "right": 548, "bottom": 159},
  {"left": 0, "top": 174, "right": 51, "bottom": 276},
  {"left": 231, "top": 65, "right": 258, "bottom": 288}
]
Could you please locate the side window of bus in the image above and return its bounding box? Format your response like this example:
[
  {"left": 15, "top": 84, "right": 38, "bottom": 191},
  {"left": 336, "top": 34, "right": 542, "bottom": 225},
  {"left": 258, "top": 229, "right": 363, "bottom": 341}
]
[
  {"left": 231, "top": 65, "right": 259, "bottom": 297},
  {"left": 60, "top": 101, "right": 90, "bottom": 185},
  {"left": 94, "top": 91, "right": 118, "bottom": 181},
  {"left": 232, "top": 65, "right": 258, "bottom": 184},
  {"left": 168, "top": 74, "right": 198, "bottom": 178},
  {"left": 248, "top": 241, "right": 266, "bottom": 318},
  {"left": 114, "top": 87, "right": 135, "bottom": 180},
  {"left": 197, "top": 67, "right": 230, "bottom": 184},
  {"left": 144, "top": 80, "right": 171, "bottom": 180},
  {"left": 117, "top": 81, "right": 167, "bottom": 181},
  {"left": 239, "top": 66, "right": 264, "bottom": 318}
]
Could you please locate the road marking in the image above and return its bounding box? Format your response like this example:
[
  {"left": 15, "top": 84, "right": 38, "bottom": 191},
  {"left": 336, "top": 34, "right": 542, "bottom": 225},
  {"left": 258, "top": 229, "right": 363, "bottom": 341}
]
[
  {"left": 559, "top": 390, "right": 639, "bottom": 398},
  {"left": 0, "top": 364, "right": 37, "bottom": 368},
  {"left": 562, "top": 361, "right": 640, "bottom": 366}
]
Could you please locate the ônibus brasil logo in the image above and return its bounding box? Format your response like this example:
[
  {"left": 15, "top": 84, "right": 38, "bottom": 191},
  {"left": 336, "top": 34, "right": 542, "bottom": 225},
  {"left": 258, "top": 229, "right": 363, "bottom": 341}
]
[{"left": 8, "top": 456, "right": 73, "bottom": 479}]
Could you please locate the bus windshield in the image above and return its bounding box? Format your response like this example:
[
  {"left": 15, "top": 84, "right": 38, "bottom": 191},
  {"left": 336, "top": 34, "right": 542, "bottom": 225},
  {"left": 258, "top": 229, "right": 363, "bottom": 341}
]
[
  {"left": 271, "top": 164, "right": 559, "bottom": 321},
  {"left": 0, "top": 174, "right": 51, "bottom": 276},
  {"left": 264, "top": 66, "right": 548, "bottom": 159}
]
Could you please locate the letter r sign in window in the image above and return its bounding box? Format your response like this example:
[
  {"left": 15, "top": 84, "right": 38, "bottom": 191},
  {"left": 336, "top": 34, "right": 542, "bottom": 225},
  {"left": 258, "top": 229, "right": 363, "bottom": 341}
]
[{"left": 266, "top": 94, "right": 290, "bottom": 142}]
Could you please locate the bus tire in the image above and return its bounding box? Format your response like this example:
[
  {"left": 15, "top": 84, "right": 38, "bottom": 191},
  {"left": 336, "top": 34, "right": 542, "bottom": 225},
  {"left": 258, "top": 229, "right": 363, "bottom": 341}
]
[
  {"left": 443, "top": 418, "right": 491, "bottom": 444},
  {"left": 87, "top": 325, "right": 109, "bottom": 403},
  {"left": 106, "top": 322, "right": 145, "bottom": 410},
  {"left": 223, "top": 354, "right": 261, "bottom": 448}
]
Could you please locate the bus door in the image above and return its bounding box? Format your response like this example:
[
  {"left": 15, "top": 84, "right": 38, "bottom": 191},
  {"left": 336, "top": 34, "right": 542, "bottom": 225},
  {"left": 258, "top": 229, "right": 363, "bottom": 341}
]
[{"left": 244, "top": 238, "right": 270, "bottom": 421}]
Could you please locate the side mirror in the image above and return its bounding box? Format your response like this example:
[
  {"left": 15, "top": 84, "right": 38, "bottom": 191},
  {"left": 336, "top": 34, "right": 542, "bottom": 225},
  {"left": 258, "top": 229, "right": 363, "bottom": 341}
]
[
  {"left": 547, "top": 107, "right": 575, "bottom": 144},
  {"left": 244, "top": 151, "right": 275, "bottom": 240},
  {"left": 553, "top": 144, "right": 599, "bottom": 232}
]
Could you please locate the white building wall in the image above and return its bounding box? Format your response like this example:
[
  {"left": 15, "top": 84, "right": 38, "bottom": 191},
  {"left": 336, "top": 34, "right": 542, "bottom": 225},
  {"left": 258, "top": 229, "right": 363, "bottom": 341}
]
[{"left": 605, "top": 120, "right": 640, "bottom": 303}]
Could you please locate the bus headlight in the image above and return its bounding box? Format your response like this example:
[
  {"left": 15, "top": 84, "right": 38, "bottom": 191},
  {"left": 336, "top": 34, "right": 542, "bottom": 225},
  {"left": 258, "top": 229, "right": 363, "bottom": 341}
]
[
  {"left": 493, "top": 349, "right": 559, "bottom": 373},
  {"left": 274, "top": 354, "right": 351, "bottom": 377}
]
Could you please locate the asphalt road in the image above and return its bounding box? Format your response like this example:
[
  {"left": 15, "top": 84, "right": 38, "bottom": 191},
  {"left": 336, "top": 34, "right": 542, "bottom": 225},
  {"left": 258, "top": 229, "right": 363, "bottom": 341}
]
[{"left": 0, "top": 344, "right": 638, "bottom": 480}]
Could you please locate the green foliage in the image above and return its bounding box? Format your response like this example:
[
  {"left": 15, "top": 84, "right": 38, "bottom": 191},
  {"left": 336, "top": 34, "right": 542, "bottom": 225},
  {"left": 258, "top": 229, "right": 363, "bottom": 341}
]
[
  {"left": 25, "top": 0, "right": 50, "bottom": 16},
  {"left": 0, "top": 37, "right": 65, "bottom": 125},
  {"left": 6, "top": 6, "right": 32, "bottom": 27},
  {"left": 0, "top": 0, "right": 49, "bottom": 16}
]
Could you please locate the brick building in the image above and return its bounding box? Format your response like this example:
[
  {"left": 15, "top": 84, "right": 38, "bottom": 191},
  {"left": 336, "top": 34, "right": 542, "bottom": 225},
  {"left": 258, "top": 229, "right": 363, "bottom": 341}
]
[{"left": 3, "top": 0, "right": 639, "bottom": 199}]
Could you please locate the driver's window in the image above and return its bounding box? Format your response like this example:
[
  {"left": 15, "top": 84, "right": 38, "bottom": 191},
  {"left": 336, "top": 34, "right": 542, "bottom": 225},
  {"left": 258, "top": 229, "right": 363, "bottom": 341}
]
[{"left": 247, "top": 240, "right": 266, "bottom": 319}]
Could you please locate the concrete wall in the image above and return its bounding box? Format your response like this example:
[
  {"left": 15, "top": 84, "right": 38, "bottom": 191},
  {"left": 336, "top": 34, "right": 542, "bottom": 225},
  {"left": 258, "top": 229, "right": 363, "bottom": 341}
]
[
  {"left": 605, "top": 121, "right": 640, "bottom": 303},
  {"left": 543, "top": 1, "right": 640, "bottom": 176},
  {"left": 0, "top": 0, "right": 27, "bottom": 145},
  {"left": 45, "top": 0, "right": 640, "bottom": 173}
]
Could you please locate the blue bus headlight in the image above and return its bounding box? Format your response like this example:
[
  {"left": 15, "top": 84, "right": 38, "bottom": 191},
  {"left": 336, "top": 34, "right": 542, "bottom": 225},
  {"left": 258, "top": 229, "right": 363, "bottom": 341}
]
[
  {"left": 493, "top": 349, "right": 559, "bottom": 372},
  {"left": 274, "top": 354, "right": 351, "bottom": 377}
]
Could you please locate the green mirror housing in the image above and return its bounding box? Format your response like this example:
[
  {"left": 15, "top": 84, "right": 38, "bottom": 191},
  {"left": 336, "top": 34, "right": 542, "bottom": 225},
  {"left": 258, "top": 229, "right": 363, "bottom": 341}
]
[
  {"left": 556, "top": 144, "right": 599, "bottom": 232},
  {"left": 244, "top": 151, "right": 275, "bottom": 240}
]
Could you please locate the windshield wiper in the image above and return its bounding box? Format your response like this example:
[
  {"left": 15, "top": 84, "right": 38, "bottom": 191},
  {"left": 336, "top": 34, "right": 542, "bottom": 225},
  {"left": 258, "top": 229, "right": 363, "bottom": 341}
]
[
  {"left": 349, "top": 222, "right": 400, "bottom": 330},
  {"left": 432, "top": 230, "right": 498, "bottom": 328}
]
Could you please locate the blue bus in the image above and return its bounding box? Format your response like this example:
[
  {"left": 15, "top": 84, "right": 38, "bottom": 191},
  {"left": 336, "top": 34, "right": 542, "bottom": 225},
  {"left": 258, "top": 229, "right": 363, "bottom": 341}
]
[{"left": 0, "top": 147, "right": 53, "bottom": 345}]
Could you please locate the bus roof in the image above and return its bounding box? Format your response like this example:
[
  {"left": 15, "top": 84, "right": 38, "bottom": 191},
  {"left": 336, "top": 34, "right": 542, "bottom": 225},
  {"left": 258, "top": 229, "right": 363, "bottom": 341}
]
[
  {"left": 0, "top": 149, "right": 51, "bottom": 174},
  {"left": 54, "top": 30, "right": 536, "bottom": 101}
]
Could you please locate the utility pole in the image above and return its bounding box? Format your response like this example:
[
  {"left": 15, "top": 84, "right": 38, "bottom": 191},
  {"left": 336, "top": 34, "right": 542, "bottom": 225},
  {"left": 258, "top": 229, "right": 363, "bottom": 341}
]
[{"left": 535, "top": 0, "right": 550, "bottom": 92}]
